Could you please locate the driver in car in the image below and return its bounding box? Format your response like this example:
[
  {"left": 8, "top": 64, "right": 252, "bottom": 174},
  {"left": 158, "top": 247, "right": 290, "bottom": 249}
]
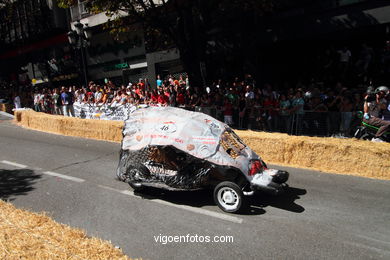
[{"left": 363, "top": 87, "right": 390, "bottom": 142}]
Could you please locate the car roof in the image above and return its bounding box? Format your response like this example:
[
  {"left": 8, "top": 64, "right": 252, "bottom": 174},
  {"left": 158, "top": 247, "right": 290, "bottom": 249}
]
[{"left": 122, "top": 107, "right": 227, "bottom": 159}]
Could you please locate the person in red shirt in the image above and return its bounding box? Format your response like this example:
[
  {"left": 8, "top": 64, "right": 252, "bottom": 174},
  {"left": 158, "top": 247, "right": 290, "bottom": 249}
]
[
  {"left": 263, "top": 95, "right": 280, "bottom": 131},
  {"left": 158, "top": 91, "right": 169, "bottom": 106},
  {"left": 151, "top": 90, "right": 159, "bottom": 104}
]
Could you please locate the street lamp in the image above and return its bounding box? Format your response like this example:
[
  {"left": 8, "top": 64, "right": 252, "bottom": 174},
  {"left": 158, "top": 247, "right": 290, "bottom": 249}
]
[{"left": 68, "top": 20, "right": 92, "bottom": 87}]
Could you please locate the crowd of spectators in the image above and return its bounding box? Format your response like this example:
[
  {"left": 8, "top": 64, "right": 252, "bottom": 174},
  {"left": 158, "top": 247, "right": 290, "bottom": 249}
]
[
  {"left": 3, "top": 73, "right": 388, "bottom": 138},
  {"left": 2, "top": 41, "right": 390, "bottom": 137}
]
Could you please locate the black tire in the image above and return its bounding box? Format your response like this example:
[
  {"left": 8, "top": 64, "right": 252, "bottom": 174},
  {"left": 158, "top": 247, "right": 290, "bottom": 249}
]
[
  {"left": 353, "top": 127, "right": 364, "bottom": 139},
  {"left": 126, "top": 164, "right": 150, "bottom": 191},
  {"left": 213, "top": 181, "right": 245, "bottom": 213},
  {"left": 129, "top": 181, "right": 144, "bottom": 192},
  {"left": 360, "top": 133, "right": 372, "bottom": 140}
]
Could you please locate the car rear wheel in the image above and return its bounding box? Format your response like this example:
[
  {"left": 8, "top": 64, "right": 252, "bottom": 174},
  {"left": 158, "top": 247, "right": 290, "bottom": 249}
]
[{"left": 214, "top": 181, "right": 245, "bottom": 213}]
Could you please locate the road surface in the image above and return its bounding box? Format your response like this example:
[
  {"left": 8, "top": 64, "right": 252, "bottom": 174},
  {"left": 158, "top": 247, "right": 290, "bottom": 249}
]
[{"left": 1, "top": 114, "right": 389, "bottom": 259}]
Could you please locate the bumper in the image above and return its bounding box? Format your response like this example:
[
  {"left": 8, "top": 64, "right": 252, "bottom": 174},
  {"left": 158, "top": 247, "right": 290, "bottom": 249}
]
[{"left": 250, "top": 170, "right": 289, "bottom": 195}]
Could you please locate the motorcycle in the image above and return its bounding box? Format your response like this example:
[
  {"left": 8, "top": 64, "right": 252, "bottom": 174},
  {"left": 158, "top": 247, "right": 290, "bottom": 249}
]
[{"left": 353, "top": 111, "right": 390, "bottom": 142}]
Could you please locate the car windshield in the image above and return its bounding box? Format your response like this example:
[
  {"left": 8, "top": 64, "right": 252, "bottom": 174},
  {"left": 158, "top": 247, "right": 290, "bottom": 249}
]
[{"left": 220, "top": 129, "right": 246, "bottom": 158}]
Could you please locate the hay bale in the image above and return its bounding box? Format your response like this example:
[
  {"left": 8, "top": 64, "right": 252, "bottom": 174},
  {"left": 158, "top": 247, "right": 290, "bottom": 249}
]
[
  {"left": 236, "top": 130, "right": 390, "bottom": 180},
  {"left": 14, "top": 110, "right": 123, "bottom": 142},
  {"left": 0, "top": 200, "right": 130, "bottom": 259}
]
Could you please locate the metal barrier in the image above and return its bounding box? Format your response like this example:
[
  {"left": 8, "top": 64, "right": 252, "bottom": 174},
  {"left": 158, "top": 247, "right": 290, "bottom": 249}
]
[{"left": 195, "top": 106, "right": 362, "bottom": 137}]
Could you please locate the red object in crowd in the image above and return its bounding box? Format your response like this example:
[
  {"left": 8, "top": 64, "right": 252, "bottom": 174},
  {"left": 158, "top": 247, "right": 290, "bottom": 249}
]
[
  {"left": 176, "top": 93, "right": 185, "bottom": 105},
  {"left": 158, "top": 94, "right": 169, "bottom": 105},
  {"left": 263, "top": 99, "right": 280, "bottom": 116},
  {"left": 224, "top": 102, "right": 233, "bottom": 116},
  {"left": 151, "top": 93, "right": 159, "bottom": 103},
  {"left": 137, "top": 83, "right": 145, "bottom": 91}
]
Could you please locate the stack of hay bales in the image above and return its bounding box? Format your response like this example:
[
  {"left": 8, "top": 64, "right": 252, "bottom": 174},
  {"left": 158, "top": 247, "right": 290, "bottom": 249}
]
[
  {"left": 15, "top": 110, "right": 123, "bottom": 142},
  {"left": 236, "top": 130, "right": 390, "bottom": 180},
  {"left": 14, "top": 110, "right": 390, "bottom": 180},
  {"left": 0, "top": 200, "right": 129, "bottom": 259}
]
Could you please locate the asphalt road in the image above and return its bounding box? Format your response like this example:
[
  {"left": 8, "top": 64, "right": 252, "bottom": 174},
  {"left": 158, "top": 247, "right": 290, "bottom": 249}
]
[{"left": 1, "top": 113, "right": 389, "bottom": 260}]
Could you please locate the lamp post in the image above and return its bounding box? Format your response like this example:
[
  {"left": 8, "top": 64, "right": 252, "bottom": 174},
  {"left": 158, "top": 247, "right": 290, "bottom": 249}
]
[{"left": 67, "top": 20, "right": 92, "bottom": 87}]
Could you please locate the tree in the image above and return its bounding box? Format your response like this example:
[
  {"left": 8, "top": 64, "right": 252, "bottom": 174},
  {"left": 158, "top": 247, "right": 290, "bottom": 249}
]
[{"left": 58, "top": 0, "right": 273, "bottom": 87}]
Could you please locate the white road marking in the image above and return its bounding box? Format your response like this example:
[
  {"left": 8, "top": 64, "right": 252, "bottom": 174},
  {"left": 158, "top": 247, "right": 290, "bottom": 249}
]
[
  {"left": 0, "top": 160, "right": 27, "bottom": 168},
  {"left": 121, "top": 190, "right": 136, "bottom": 197},
  {"left": 120, "top": 189, "right": 243, "bottom": 224},
  {"left": 0, "top": 158, "right": 242, "bottom": 223},
  {"left": 42, "top": 171, "right": 85, "bottom": 183},
  {"left": 98, "top": 185, "right": 122, "bottom": 192}
]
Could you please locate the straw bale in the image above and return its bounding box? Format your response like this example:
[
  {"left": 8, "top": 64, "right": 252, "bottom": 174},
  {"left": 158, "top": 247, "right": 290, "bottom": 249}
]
[
  {"left": 14, "top": 111, "right": 390, "bottom": 179},
  {"left": 14, "top": 110, "right": 123, "bottom": 142},
  {"left": 0, "top": 200, "right": 130, "bottom": 259},
  {"left": 236, "top": 130, "right": 390, "bottom": 180}
]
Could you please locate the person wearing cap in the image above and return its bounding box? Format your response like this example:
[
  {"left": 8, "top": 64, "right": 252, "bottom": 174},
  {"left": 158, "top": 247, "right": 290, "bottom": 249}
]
[{"left": 363, "top": 87, "right": 390, "bottom": 142}]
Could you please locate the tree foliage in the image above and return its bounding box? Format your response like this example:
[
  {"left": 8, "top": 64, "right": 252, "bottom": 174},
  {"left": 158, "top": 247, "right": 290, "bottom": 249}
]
[{"left": 58, "top": 0, "right": 273, "bottom": 85}]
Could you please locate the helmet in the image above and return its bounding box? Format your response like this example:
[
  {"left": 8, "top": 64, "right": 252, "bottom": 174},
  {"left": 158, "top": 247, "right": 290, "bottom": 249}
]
[{"left": 375, "top": 86, "right": 389, "bottom": 94}]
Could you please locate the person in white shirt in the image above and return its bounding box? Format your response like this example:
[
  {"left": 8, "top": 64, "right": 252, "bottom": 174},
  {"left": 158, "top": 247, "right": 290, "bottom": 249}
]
[
  {"left": 337, "top": 46, "right": 351, "bottom": 77},
  {"left": 13, "top": 93, "right": 21, "bottom": 109}
]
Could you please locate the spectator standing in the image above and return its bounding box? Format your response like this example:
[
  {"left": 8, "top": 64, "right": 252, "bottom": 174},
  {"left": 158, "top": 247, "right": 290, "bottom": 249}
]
[
  {"left": 61, "top": 86, "right": 74, "bottom": 117},
  {"left": 238, "top": 92, "right": 247, "bottom": 129},
  {"left": 337, "top": 46, "right": 352, "bottom": 79},
  {"left": 244, "top": 85, "right": 255, "bottom": 100},
  {"left": 156, "top": 75, "right": 162, "bottom": 87},
  {"left": 279, "top": 94, "right": 291, "bottom": 133},
  {"left": 13, "top": 92, "right": 21, "bottom": 109},
  {"left": 325, "top": 89, "right": 342, "bottom": 136},
  {"left": 356, "top": 43, "right": 374, "bottom": 77},
  {"left": 339, "top": 95, "right": 354, "bottom": 136},
  {"left": 33, "top": 90, "right": 41, "bottom": 112},
  {"left": 223, "top": 99, "right": 234, "bottom": 126},
  {"left": 290, "top": 90, "right": 305, "bottom": 135},
  {"left": 52, "top": 88, "right": 62, "bottom": 115},
  {"left": 263, "top": 94, "right": 280, "bottom": 132}
]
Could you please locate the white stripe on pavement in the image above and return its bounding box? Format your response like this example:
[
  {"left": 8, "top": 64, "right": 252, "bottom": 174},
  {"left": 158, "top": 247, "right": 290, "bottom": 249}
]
[
  {"left": 120, "top": 189, "right": 243, "bottom": 224},
  {"left": 42, "top": 171, "right": 85, "bottom": 183},
  {"left": 98, "top": 185, "right": 123, "bottom": 192},
  {"left": 1, "top": 160, "right": 27, "bottom": 168}
]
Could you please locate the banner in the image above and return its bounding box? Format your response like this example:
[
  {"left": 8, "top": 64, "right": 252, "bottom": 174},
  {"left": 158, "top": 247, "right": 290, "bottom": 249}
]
[{"left": 73, "top": 102, "right": 139, "bottom": 121}]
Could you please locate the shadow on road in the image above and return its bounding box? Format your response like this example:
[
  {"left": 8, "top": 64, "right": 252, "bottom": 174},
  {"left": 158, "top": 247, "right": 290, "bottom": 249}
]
[
  {"left": 132, "top": 185, "right": 306, "bottom": 215},
  {"left": 246, "top": 186, "right": 306, "bottom": 215},
  {"left": 0, "top": 169, "right": 41, "bottom": 201}
]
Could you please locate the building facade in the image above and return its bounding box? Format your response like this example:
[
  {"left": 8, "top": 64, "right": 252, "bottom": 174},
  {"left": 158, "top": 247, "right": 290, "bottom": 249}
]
[{"left": 0, "top": 0, "right": 76, "bottom": 87}]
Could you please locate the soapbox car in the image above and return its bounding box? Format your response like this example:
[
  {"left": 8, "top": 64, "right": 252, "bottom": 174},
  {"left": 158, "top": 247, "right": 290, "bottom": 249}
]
[{"left": 117, "top": 107, "right": 289, "bottom": 213}]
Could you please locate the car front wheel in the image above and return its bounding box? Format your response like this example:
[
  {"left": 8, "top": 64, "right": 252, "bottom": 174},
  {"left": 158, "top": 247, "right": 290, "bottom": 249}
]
[{"left": 214, "top": 181, "right": 245, "bottom": 213}]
